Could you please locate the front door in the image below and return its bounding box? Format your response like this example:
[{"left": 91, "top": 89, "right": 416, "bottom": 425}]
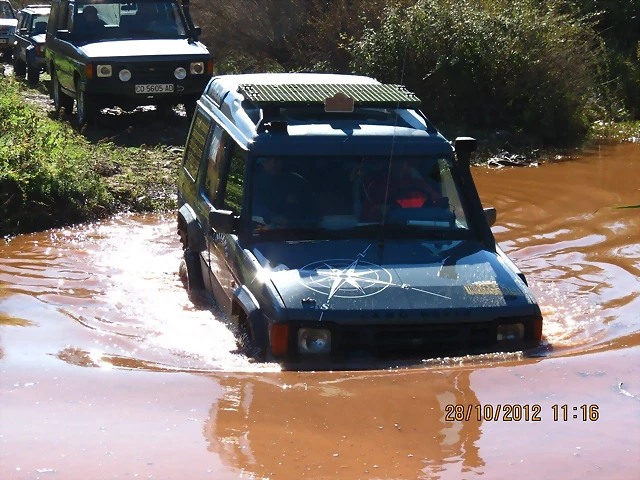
[{"left": 205, "top": 139, "right": 247, "bottom": 314}]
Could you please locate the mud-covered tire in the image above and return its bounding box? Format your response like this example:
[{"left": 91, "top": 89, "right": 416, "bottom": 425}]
[
  {"left": 75, "top": 79, "right": 97, "bottom": 127},
  {"left": 52, "top": 69, "right": 73, "bottom": 114},
  {"left": 26, "top": 65, "right": 39, "bottom": 86},
  {"left": 182, "top": 249, "right": 205, "bottom": 291},
  {"left": 13, "top": 56, "right": 26, "bottom": 77}
]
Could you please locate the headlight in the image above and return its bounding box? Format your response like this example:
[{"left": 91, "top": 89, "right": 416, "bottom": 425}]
[
  {"left": 190, "top": 61, "right": 204, "bottom": 75},
  {"left": 118, "top": 69, "right": 131, "bottom": 82},
  {"left": 97, "top": 65, "right": 112, "bottom": 77},
  {"left": 298, "top": 328, "right": 331, "bottom": 354},
  {"left": 497, "top": 323, "right": 524, "bottom": 341},
  {"left": 174, "top": 67, "right": 187, "bottom": 80}
]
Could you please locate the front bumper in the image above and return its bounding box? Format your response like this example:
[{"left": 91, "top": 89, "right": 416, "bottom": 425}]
[
  {"left": 82, "top": 60, "right": 211, "bottom": 102},
  {"left": 272, "top": 316, "right": 543, "bottom": 362}
]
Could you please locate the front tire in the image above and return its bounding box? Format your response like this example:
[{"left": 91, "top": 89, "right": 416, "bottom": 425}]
[
  {"left": 26, "top": 64, "right": 39, "bottom": 86},
  {"left": 13, "top": 56, "right": 26, "bottom": 77},
  {"left": 75, "top": 79, "right": 97, "bottom": 127},
  {"left": 52, "top": 69, "right": 73, "bottom": 114}
]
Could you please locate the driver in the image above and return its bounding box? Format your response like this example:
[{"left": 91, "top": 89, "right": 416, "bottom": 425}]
[
  {"left": 251, "top": 157, "right": 317, "bottom": 226},
  {"left": 360, "top": 158, "right": 445, "bottom": 221}
]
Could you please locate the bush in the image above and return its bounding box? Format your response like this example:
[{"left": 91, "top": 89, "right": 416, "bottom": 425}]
[
  {"left": 348, "top": 0, "right": 605, "bottom": 145},
  {"left": 0, "top": 78, "right": 112, "bottom": 235}
]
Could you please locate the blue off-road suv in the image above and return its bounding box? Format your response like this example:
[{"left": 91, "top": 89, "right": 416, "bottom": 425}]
[{"left": 176, "top": 73, "right": 544, "bottom": 365}]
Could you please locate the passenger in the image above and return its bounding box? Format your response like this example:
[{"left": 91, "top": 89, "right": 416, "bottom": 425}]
[
  {"left": 359, "top": 158, "right": 445, "bottom": 221},
  {"left": 251, "top": 157, "right": 316, "bottom": 227}
]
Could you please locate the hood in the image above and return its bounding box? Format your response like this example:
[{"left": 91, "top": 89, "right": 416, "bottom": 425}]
[
  {"left": 79, "top": 38, "right": 208, "bottom": 58},
  {"left": 250, "top": 238, "right": 538, "bottom": 324},
  {"left": 0, "top": 19, "right": 17, "bottom": 28}
]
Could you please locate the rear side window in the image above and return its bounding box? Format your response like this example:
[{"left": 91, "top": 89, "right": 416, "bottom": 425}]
[
  {"left": 203, "top": 125, "right": 225, "bottom": 203},
  {"left": 182, "top": 111, "right": 211, "bottom": 181},
  {"left": 222, "top": 143, "right": 246, "bottom": 214}
]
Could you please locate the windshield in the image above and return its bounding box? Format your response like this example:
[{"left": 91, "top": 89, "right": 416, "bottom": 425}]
[
  {"left": 73, "top": 1, "right": 187, "bottom": 41},
  {"left": 250, "top": 155, "right": 471, "bottom": 238},
  {"left": 0, "top": 2, "right": 15, "bottom": 19}
]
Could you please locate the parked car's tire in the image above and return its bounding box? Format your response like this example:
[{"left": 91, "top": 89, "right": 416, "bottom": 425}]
[
  {"left": 26, "top": 64, "right": 39, "bottom": 86},
  {"left": 182, "top": 249, "right": 205, "bottom": 291},
  {"left": 13, "top": 56, "right": 26, "bottom": 77},
  {"left": 75, "top": 79, "right": 97, "bottom": 127},
  {"left": 184, "top": 100, "right": 196, "bottom": 120},
  {"left": 52, "top": 69, "right": 73, "bottom": 114}
]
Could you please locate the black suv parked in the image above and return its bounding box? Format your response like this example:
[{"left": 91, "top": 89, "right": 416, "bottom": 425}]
[
  {"left": 0, "top": 0, "right": 17, "bottom": 60},
  {"left": 13, "top": 4, "right": 50, "bottom": 85},
  {"left": 176, "top": 73, "right": 544, "bottom": 365},
  {"left": 46, "top": 0, "right": 212, "bottom": 126}
]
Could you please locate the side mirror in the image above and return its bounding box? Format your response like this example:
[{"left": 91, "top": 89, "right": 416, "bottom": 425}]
[
  {"left": 483, "top": 207, "right": 496, "bottom": 227},
  {"left": 454, "top": 137, "right": 477, "bottom": 167},
  {"left": 56, "top": 29, "right": 70, "bottom": 41},
  {"left": 20, "top": 27, "right": 28, "bottom": 34},
  {"left": 193, "top": 26, "right": 202, "bottom": 36},
  {"left": 209, "top": 209, "right": 236, "bottom": 234}
]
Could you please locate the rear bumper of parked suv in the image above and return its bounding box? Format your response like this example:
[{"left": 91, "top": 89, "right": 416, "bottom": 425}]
[{"left": 0, "top": 36, "right": 13, "bottom": 52}]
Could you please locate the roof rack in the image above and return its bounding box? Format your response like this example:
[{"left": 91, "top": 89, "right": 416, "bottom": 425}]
[{"left": 238, "top": 83, "right": 421, "bottom": 110}]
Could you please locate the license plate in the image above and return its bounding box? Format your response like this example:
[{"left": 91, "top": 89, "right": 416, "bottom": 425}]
[
  {"left": 135, "top": 84, "right": 174, "bottom": 94},
  {"left": 0, "top": 39, "right": 7, "bottom": 44}
]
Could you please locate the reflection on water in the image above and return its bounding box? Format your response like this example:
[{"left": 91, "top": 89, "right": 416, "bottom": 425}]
[{"left": 204, "top": 369, "right": 487, "bottom": 479}]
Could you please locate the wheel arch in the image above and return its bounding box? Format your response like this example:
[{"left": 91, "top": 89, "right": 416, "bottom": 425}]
[
  {"left": 232, "top": 285, "right": 269, "bottom": 353},
  {"left": 177, "top": 204, "right": 206, "bottom": 253}
]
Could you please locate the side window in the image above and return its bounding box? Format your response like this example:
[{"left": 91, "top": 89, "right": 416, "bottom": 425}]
[
  {"left": 222, "top": 143, "right": 246, "bottom": 214},
  {"left": 203, "top": 125, "right": 225, "bottom": 203},
  {"left": 182, "top": 110, "right": 211, "bottom": 182},
  {"left": 437, "top": 158, "right": 469, "bottom": 229}
]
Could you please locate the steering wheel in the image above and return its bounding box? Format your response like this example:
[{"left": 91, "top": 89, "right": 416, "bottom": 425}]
[{"left": 387, "top": 186, "right": 435, "bottom": 210}]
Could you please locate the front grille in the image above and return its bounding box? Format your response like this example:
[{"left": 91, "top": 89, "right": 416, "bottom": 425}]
[
  {"left": 108, "top": 62, "right": 189, "bottom": 83},
  {"left": 337, "top": 322, "right": 495, "bottom": 356}
]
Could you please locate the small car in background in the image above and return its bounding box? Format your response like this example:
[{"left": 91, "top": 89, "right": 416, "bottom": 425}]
[
  {"left": 0, "top": 0, "right": 17, "bottom": 61},
  {"left": 46, "top": 0, "right": 213, "bottom": 126},
  {"left": 176, "top": 73, "right": 544, "bottom": 365},
  {"left": 13, "top": 4, "right": 50, "bottom": 85}
]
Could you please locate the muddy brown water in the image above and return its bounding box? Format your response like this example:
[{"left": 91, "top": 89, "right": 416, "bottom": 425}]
[{"left": 1, "top": 143, "right": 639, "bottom": 479}]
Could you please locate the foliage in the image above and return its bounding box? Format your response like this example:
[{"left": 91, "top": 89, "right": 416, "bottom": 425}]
[
  {"left": 0, "top": 77, "right": 180, "bottom": 236},
  {"left": 0, "top": 78, "right": 112, "bottom": 235},
  {"left": 348, "top": 0, "right": 605, "bottom": 145}
]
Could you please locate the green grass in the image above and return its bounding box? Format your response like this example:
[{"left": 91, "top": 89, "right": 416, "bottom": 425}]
[
  {"left": 0, "top": 76, "right": 180, "bottom": 237},
  {"left": 588, "top": 120, "right": 640, "bottom": 142}
]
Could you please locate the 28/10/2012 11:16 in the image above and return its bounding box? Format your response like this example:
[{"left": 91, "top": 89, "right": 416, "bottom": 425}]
[{"left": 444, "top": 404, "right": 600, "bottom": 422}]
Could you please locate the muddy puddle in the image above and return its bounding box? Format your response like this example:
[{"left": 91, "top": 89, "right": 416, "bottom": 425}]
[{"left": 1, "top": 143, "right": 639, "bottom": 479}]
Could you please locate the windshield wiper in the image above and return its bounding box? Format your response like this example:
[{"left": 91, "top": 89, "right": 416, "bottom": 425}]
[
  {"left": 254, "top": 226, "right": 343, "bottom": 239},
  {"left": 352, "top": 223, "right": 462, "bottom": 239}
]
